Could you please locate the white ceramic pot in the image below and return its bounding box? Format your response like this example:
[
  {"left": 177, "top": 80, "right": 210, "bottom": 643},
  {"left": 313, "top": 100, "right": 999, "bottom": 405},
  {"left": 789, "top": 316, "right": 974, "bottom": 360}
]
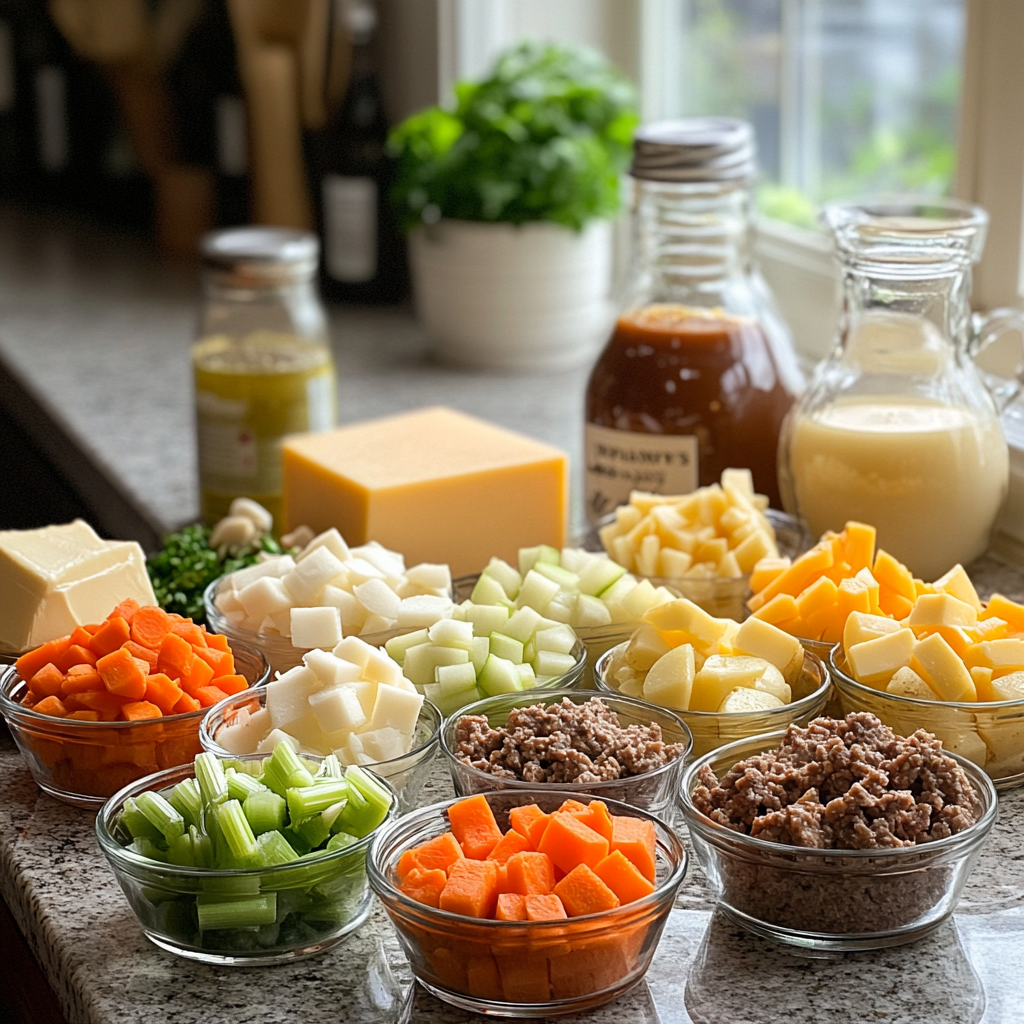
[{"left": 408, "top": 218, "right": 614, "bottom": 370}]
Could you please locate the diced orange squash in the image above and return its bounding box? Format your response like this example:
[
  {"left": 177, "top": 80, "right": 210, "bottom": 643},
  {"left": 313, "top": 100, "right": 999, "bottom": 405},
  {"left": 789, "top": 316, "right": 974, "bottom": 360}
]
[
  {"left": 212, "top": 673, "right": 249, "bottom": 696},
  {"left": 179, "top": 655, "right": 215, "bottom": 698},
  {"left": 122, "top": 701, "right": 162, "bottom": 721},
  {"left": 66, "top": 710, "right": 100, "bottom": 722},
  {"left": 537, "top": 812, "right": 609, "bottom": 874},
  {"left": 400, "top": 867, "right": 448, "bottom": 908},
  {"left": 508, "top": 803, "right": 545, "bottom": 841},
  {"left": 54, "top": 644, "right": 97, "bottom": 672},
  {"left": 505, "top": 851, "right": 555, "bottom": 895},
  {"left": 439, "top": 858, "right": 499, "bottom": 918},
  {"left": 486, "top": 828, "right": 532, "bottom": 865},
  {"left": 29, "top": 663, "right": 65, "bottom": 699},
  {"left": 195, "top": 685, "right": 230, "bottom": 708},
  {"left": 552, "top": 864, "right": 620, "bottom": 917},
  {"left": 406, "top": 831, "right": 464, "bottom": 876},
  {"left": 62, "top": 669, "right": 102, "bottom": 695},
  {"left": 610, "top": 816, "right": 657, "bottom": 882},
  {"left": 205, "top": 631, "right": 231, "bottom": 653},
  {"left": 193, "top": 645, "right": 233, "bottom": 677},
  {"left": 594, "top": 850, "right": 656, "bottom": 904},
  {"left": 33, "top": 695, "right": 69, "bottom": 717},
  {"left": 466, "top": 957, "right": 503, "bottom": 1001},
  {"left": 448, "top": 795, "right": 504, "bottom": 859},
  {"left": 172, "top": 692, "right": 202, "bottom": 715},
  {"left": 525, "top": 894, "right": 567, "bottom": 921},
  {"left": 574, "top": 801, "right": 613, "bottom": 841},
  {"left": 495, "top": 893, "right": 528, "bottom": 921}
]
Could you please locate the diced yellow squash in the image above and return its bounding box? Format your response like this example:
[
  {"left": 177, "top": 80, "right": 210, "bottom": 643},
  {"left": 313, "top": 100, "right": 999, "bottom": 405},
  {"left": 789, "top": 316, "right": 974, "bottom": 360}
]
[
  {"left": 872, "top": 549, "right": 916, "bottom": 601},
  {"left": 932, "top": 564, "right": 982, "bottom": 611},
  {"left": 908, "top": 593, "right": 978, "bottom": 629},
  {"left": 846, "top": 628, "right": 916, "bottom": 688},
  {"left": 642, "top": 643, "right": 695, "bottom": 710},
  {"left": 990, "top": 670, "right": 1024, "bottom": 702},
  {"left": 911, "top": 633, "right": 977, "bottom": 702},
  {"left": 658, "top": 548, "right": 692, "bottom": 578},
  {"left": 690, "top": 655, "right": 771, "bottom": 712},
  {"left": 747, "top": 543, "right": 835, "bottom": 611},
  {"left": 836, "top": 576, "right": 873, "bottom": 618},
  {"left": 733, "top": 530, "right": 774, "bottom": 574},
  {"left": 644, "top": 598, "right": 730, "bottom": 649},
  {"left": 968, "top": 617, "right": 1008, "bottom": 644},
  {"left": 917, "top": 626, "right": 972, "bottom": 658},
  {"left": 627, "top": 490, "right": 670, "bottom": 515},
  {"left": 984, "top": 594, "right": 1024, "bottom": 632},
  {"left": 637, "top": 534, "right": 661, "bottom": 577},
  {"left": 734, "top": 616, "right": 805, "bottom": 683},
  {"left": 718, "top": 505, "right": 749, "bottom": 533},
  {"left": 970, "top": 666, "right": 994, "bottom": 702},
  {"left": 717, "top": 551, "right": 742, "bottom": 578},
  {"left": 717, "top": 686, "right": 784, "bottom": 713},
  {"left": 721, "top": 467, "right": 755, "bottom": 499},
  {"left": 843, "top": 611, "right": 901, "bottom": 652},
  {"left": 842, "top": 521, "right": 876, "bottom": 572},
  {"left": 754, "top": 664, "right": 792, "bottom": 704},
  {"left": 877, "top": 588, "right": 914, "bottom": 620},
  {"left": 914, "top": 579, "right": 937, "bottom": 598},
  {"left": 624, "top": 624, "right": 672, "bottom": 672},
  {"left": 796, "top": 576, "right": 839, "bottom": 620},
  {"left": 886, "top": 665, "right": 937, "bottom": 700},
  {"left": 964, "top": 639, "right": 1024, "bottom": 672}
]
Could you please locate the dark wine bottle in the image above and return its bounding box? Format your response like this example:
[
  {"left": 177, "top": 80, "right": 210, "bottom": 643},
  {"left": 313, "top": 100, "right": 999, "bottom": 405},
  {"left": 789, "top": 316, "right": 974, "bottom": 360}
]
[{"left": 315, "top": 0, "right": 406, "bottom": 304}]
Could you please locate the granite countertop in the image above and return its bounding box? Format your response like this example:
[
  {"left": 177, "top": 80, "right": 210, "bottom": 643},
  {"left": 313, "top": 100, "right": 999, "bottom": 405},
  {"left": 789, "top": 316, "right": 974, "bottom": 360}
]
[{"left": 5, "top": 206, "right": 1024, "bottom": 1022}]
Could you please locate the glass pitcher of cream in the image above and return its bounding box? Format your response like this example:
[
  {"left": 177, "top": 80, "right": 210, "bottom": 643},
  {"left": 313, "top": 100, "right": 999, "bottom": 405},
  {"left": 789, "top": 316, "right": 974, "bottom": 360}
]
[{"left": 779, "top": 198, "right": 1024, "bottom": 580}]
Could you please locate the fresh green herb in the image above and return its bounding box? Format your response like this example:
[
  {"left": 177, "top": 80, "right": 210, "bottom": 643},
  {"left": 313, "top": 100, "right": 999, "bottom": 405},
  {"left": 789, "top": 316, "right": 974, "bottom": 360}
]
[
  {"left": 147, "top": 524, "right": 278, "bottom": 622},
  {"left": 388, "top": 41, "right": 638, "bottom": 232}
]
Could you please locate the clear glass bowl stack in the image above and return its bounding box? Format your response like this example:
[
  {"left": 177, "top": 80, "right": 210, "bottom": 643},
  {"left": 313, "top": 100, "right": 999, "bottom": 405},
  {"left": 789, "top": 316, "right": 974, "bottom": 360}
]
[
  {"left": 678, "top": 729, "right": 998, "bottom": 950},
  {"left": 368, "top": 790, "right": 687, "bottom": 1016},
  {"left": 594, "top": 642, "right": 832, "bottom": 759},
  {"left": 0, "top": 643, "right": 269, "bottom": 808},
  {"left": 440, "top": 689, "right": 692, "bottom": 818}
]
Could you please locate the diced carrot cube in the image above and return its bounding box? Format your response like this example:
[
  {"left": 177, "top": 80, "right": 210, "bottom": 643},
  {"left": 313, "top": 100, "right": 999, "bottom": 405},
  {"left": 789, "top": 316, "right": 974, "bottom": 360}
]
[
  {"left": 130, "top": 606, "right": 173, "bottom": 649},
  {"left": 537, "top": 812, "right": 609, "bottom": 874},
  {"left": 62, "top": 668, "right": 102, "bottom": 695},
  {"left": 68, "top": 626, "right": 94, "bottom": 647},
  {"left": 508, "top": 803, "right": 545, "bottom": 843},
  {"left": 486, "top": 828, "right": 532, "bottom": 865},
  {"left": 438, "top": 859, "right": 499, "bottom": 918},
  {"left": 15, "top": 636, "right": 72, "bottom": 681},
  {"left": 594, "top": 850, "right": 656, "bottom": 905},
  {"left": 525, "top": 893, "right": 567, "bottom": 921},
  {"left": 610, "top": 816, "right": 658, "bottom": 883},
  {"left": 212, "top": 673, "right": 249, "bottom": 696},
  {"left": 193, "top": 645, "right": 233, "bottom": 677},
  {"left": 179, "top": 654, "right": 214, "bottom": 698},
  {"left": 66, "top": 710, "right": 100, "bottom": 721},
  {"left": 399, "top": 867, "right": 448, "bottom": 908},
  {"left": 96, "top": 648, "right": 148, "bottom": 699},
  {"left": 29, "top": 663, "right": 65, "bottom": 699},
  {"left": 54, "top": 644, "right": 98, "bottom": 672},
  {"left": 170, "top": 619, "right": 207, "bottom": 647},
  {"left": 448, "top": 794, "right": 504, "bottom": 859},
  {"left": 122, "top": 701, "right": 162, "bottom": 721},
  {"left": 466, "top": 956, "right": 503, "bottom": 1001},
  {"left": 89, "top": 616, "right": 131, "bottom": 657},
  {"left": 124, "top": 641, "right": 159, "bottom": 671},
  {"left": 157, "top": 632, "right": 194, "bottom": 682},
  {"left": 397, "top": 849, "right": 421, "bottom": 883},
  {"left": 33, "top": 695, "right": 69, "bottom": 717},
  {"left": 552, "top": 863, "right": 620, "bottom": 916},
  {"left": 505, "top": 851, "right": 555, "bottom": 895},
  {"left": 195, "top": 685, "right": 229, "bottom": 708},
  {"left": 204, "top": 630, "right": 231, "bottom": 653},
  {"left": 143, "top": 673, "right": 184, "bottom": 715},
  {"left": 111, "top": 598, "right": 141, "bottom": 623},
  {"left": 495, "top": 893, "right": 528, "bottom": 921},
  {"left": 71, "top": 689, "right": 129, "bottom": 718},
  {"left": 172, "top": 692, "right": 202, "bottom": 715}
]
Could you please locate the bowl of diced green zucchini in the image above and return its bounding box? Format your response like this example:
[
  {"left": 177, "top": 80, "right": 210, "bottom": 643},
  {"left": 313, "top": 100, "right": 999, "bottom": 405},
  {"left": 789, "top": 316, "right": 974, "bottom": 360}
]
[{"left": 95, "top": 741, "right": 395, "bottom": 964}]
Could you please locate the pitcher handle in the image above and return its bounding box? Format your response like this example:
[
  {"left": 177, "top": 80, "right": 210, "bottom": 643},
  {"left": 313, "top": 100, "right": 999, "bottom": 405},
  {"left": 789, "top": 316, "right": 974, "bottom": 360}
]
[{"left": 970, "top": 307, "right": 1024, "bottom": 412}]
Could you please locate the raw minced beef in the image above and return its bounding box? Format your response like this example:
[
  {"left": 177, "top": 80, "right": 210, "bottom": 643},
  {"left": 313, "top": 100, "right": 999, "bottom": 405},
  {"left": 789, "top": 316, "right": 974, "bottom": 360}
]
[
  {"left": 692, "top": 712, "right": 978, "bottom": 849},
  {"left": 454, "top": 697, "right": 686, "bottom": 783}
]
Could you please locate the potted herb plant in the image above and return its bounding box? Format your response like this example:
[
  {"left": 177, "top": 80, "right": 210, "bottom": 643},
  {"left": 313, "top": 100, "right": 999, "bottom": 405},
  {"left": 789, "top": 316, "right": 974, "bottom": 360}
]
[{"left": 388, "top": 42, "right": 638, "bottom": 369}]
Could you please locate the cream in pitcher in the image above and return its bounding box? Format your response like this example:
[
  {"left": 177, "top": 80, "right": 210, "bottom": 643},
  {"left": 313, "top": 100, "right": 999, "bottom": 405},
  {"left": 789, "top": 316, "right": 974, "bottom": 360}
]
[{"left": 780, "top": 200, "right": 1022, "bottom": 579}]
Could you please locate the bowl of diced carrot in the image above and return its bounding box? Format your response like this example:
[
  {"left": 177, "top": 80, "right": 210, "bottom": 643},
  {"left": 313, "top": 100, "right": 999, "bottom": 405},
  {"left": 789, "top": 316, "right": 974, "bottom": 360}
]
[
  {"left": 0, "top": 599, "right": 269, "bottom": 808},
  {"left": 367, "top": 791, "right": 687, "bottom": 1017}
]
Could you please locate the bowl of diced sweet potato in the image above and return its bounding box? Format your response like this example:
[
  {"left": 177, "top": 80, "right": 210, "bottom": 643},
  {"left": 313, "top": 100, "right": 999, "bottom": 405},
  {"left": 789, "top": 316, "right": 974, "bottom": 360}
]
[{"left": 0, "top": 599, "right": 268, "bottom": 807}]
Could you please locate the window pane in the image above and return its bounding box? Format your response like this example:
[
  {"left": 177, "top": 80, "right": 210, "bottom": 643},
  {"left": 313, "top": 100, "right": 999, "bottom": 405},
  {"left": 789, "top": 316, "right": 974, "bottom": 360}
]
[{"left": 678, "top": 0, "right": 965, "bottom": 228}]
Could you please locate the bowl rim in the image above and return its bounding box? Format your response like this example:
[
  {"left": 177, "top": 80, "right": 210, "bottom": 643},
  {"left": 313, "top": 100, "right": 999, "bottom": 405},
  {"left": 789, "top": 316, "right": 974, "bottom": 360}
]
[
  {"left": 0, "top": 641, "right": 270, "bottom": 730},
  {"left": 593, "top": 642, "right": 832, "bottom": 720},
  {"left": 678, "top": 725, "right": 999, "bottom": 861},
  {"left": 95, "top": 751, "right": 398, "bottom": 877},
  {"left": 198, "top": 687, "right": 444, "bottom": 773},
  {"left": 367, "top": 790, "right": 687, "bottom": 929},
  {"left": 830, "top": 646, "right": 1024, "bottom": 711},
  {"left": 438, "top": 687, "right": 693, "bottom": 793}
]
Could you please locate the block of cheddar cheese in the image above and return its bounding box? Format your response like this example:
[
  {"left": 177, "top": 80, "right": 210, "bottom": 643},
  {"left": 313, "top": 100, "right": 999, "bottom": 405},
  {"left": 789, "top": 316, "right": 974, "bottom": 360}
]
[{"left": 282, "top": 407, "right": 568, "bottom": 577}]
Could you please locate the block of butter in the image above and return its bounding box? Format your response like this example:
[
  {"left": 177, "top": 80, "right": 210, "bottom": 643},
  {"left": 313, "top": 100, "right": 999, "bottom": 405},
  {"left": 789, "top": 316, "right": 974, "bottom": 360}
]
[
  {"left": 0, "top": 520, "right": 156, "bottom": 653},
  {"left": 282, "top": 407, "right": 568, "bottom": 577}
]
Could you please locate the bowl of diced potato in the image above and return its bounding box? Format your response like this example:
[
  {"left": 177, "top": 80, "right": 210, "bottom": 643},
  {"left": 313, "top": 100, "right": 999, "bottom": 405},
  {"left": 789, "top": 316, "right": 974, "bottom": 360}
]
[{"left": 594, "top": 596, "right": 832, "bottom": 758}]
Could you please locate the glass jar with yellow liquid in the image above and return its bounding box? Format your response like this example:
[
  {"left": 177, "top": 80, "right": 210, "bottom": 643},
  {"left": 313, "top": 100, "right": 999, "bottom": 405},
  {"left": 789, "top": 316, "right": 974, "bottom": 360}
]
[{"left": 194, "top": 228, "right": 336, "bottom": 526}]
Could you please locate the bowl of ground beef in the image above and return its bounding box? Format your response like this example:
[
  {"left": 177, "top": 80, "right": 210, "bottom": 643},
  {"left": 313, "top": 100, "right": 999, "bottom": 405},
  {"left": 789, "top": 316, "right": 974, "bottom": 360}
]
[
  {"left": 443, "top": 691, "right": 692, "bottom": 817},
  {"left": 678, "top": 712, "right": 997, "bottom": 950}
]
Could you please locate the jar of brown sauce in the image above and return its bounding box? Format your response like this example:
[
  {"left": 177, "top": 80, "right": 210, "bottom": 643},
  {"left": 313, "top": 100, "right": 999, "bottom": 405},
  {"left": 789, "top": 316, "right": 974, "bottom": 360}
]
[{"left": 584, "top": 119, "right": 802, "bottom": 521}]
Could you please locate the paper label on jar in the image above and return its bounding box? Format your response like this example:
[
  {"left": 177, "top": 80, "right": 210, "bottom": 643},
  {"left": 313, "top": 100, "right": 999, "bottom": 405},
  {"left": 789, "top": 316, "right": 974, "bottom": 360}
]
[
  {"left": 584, "top": 424, "right": 698, "bottom": 521},
  {"left": 323, "top": 175, "right": 377, "bottom": 283}
]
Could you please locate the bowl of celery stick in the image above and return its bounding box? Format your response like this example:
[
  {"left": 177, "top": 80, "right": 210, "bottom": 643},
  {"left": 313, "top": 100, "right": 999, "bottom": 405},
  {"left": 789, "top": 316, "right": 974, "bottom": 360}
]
[{"left": 96, "top": 741, "right": 396, "bottom": 964}]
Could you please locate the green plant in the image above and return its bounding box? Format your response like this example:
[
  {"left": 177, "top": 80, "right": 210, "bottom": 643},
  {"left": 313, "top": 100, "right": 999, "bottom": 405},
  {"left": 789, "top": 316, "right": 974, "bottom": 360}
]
[{"left": 388, "top": 41, "right": 638, "bottom": 232}]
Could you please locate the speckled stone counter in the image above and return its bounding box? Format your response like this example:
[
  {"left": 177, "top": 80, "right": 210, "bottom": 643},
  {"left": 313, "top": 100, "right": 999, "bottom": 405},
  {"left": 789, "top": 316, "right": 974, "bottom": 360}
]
[{"left": 5, "top": 205, "right": 1024, "bottom": 1022}]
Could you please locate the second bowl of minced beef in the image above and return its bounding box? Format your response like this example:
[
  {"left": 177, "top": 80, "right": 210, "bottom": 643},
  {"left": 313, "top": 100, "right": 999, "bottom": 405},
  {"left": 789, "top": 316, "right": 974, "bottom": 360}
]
[
  {"left": 678, "top": 712, "right": 997, "bottom": 951},
  {"left": 441, "top": 690, "right": 692, "bottom": 818}
]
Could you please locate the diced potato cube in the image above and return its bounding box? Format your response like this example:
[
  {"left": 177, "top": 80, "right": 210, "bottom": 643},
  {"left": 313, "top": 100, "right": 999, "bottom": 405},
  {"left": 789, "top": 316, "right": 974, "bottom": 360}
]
[
  {"left": 290, "top": 606, "right": 342, "bottom": 649},
  {"left": 885, "top": 666, "right": 937, "bottom": 700},
  {"left": 847, "top": 628, "right": 915, "bottom": 688},
  {"left": 911, "top": 633, "right": 977, "bottom": 701},
  {"left": 717, "top": 687, "right": 784, "bottom": 713},
  {"left": 642, "top": 644, "right": 695, "bottom": 710}
]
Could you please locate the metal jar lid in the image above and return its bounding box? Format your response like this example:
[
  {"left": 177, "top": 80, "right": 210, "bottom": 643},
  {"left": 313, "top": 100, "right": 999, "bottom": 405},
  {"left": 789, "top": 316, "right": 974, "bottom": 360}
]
[
  {"left": 630, "top": 117, "right": 756, "bottom": 183},
  {"left": 200, "top": 227, "right": 319, "bottom": 285}
]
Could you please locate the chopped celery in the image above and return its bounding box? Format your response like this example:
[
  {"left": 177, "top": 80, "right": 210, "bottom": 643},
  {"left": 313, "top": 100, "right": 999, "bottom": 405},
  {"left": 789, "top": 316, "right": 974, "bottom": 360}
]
[
  {"left": 314, "top": 753, "right": 344, "bottom": 781},
  {"left": 120, "top": 797, "right": 165, "bottom": 844},
  {"left": 243, "top": 790, "right": 287, "bottom": 836},
  {"left": 167, "top": 832, "right": 195, "bottom": 867},
  {"left": 196, "top": 893, "right": 277, "bottom": 931},
  {"left": 322, "top": 800, "right": 347, "bottom": 832},
  {"left": 280, "top": 826, "right": 313, "bottom": 856},
  {"left": 286, "top": 779, "right": 350, "bottom": 821},
  {"left": 191, "top": 825, "right": 213, "bottom": 868},
  {"left": 195, "top": 752, "right": 229, "bottom": 805},
  {"left": 342, "top": 767, "right": 392, "bottom": 835},
  {"left": 226, "top": 768, "right": 267, "bottom": 802},
  {"left": 212, "top": 799, "right": 258, "bottom": 863},
  {"left": 254, "top": 831, "right": 301, "bottom": 867},
  {"left": 135, "top": 790, "right": 186, "bottom": 843},
  {"left": 326, "top": 832, "right": 358, "bottom": 853},
  {"left": 168, "top": 778, "right": 202, "bottom": 831},
  {"left": 265, "top": 742, "right": 315, "bottom": 792},
  {"left": 129, "top": 837, "right": 168, "bottom": 861},
  {"left": 293, "top": 814, "right": 331, "bottom": 850}
]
